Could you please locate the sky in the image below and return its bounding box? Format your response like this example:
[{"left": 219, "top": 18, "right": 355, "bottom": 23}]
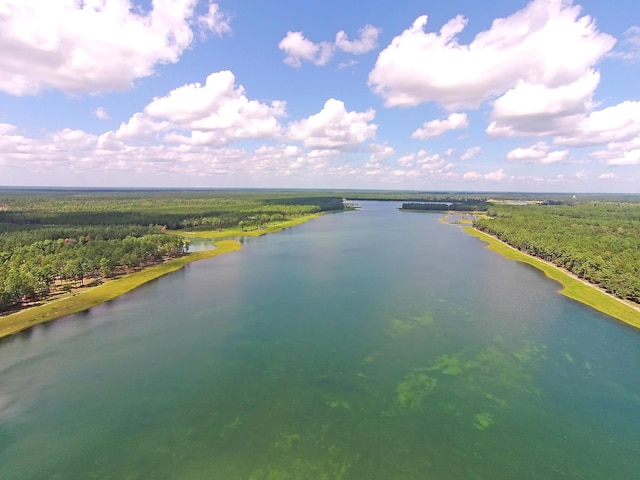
[{"left": 1, "top": 0, "right": 640, "bottom": 192}]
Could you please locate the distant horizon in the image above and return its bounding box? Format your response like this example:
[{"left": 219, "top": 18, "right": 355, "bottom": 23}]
[{"left": 1, "top": 184, "right": 638, "bottom": 197}]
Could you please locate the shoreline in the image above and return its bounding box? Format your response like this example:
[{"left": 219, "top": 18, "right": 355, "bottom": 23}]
[
  {"left": 0, "top": 212, "right": 327, "bottom": 340},
  {"left": 464, "top": 227, "right": 640, "bottom": 330},
  {"left": 0, "top": 240, "right": 241, "bottom": 340},
  {"left": 169, "top": 213, "right": 325, "bottom": 239}
]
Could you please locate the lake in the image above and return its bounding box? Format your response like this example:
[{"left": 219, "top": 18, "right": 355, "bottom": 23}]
[{"left": 1, "top": 201, "right": 639, "bottom": 479}]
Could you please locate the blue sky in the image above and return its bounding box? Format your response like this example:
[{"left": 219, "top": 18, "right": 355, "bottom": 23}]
[{"left": 1, "top": 0, "right": 639, "bottom": 192}]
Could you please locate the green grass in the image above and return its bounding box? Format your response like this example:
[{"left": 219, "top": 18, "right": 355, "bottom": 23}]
[
  {"left": 169, "top": 213, "right": 324, "bottom": 239},
  {"left": 465, "top": 228, "right": 640, "bottom": 329},
  {"left": 0, "top": 240, "right": 242, "bottom": 339}
]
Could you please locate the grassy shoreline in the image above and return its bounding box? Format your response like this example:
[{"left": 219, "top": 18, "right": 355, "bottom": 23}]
[
  {"left": 0, "top": 240, "right": 242, "bottom": 340},
  {"left": 465, "top": 227, "right": 640, "bottom": 330},
  {"left": 0, "top": 212, "right": 327, "bottom": 340}
]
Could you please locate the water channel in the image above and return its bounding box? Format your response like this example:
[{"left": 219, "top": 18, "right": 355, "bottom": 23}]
[{"left": 1, "top": 201, "right": 638, "bottom": 479}]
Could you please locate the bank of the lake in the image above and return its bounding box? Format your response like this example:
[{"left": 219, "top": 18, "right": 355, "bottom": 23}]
[
  {"left": 0, "top": 240, "right": 242, "bottom": 340},
  {"left": 2, "top": 201, "right": 639, "bottom": 479},
  {"left": 171, "top": 213, "right": 325, "bottom": 239},
  {"left": 0, "top": 213, "right": 328, "bottom": 340},
  {"left": 465, "top": 228, "right": 640, "bottom": 329}
]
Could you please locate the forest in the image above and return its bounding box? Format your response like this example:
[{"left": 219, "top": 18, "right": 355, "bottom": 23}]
[
  {"left": 474, "top": 202, "right": 640, "bottom": 304},
  {"left": 0, "top": 189, "right": 344, "bottom": 313},
  {"left": 3, "top": 188, "right": 639, "bottom": 315},
  {"left": 401, "top": 200, "right": 490, "bottom": 212}
]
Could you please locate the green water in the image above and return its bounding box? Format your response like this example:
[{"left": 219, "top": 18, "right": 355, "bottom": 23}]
[{"left": 1, "top": 202, "right": 639, "bottom": 479}]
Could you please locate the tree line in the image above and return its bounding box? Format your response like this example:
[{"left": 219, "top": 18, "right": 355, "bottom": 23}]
[
  {"left": 402, "top": 201, "right": 489, "bottom": 212},
  {"left": 0, "top": 190, "right": 345, "bottom": 313},
  {"left": 474, "top": 202, "right": 640, "bottom": 304}
]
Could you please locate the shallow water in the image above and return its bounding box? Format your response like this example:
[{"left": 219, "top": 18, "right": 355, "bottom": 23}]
[{"left": 1, "top": 201, "right": 639, "bottom": 479}]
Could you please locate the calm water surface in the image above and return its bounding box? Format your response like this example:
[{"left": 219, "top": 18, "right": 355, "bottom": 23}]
[{"left": 1, "top": 202, "right": 639, "bottom": 479}]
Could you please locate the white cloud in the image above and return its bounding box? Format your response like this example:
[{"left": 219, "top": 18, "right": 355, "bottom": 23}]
[
  {"left": 460, "top": 146, "right": 481, "bottom": 161},
  {"left": 197, "top": 2, "right": 232, "bottom": 37},
  {"left": 287, "top": 98, "right": 377, "bottom": 149},
  {"left": 93, "top": 107, "right": 110, "bottom": 120},
  {"left": 278, "top": 31, "right": 335, "bottom": 67},
  {"left": 554, "top": 100, "right": 640, "bottom": 147},
  {"left": 337, "top": 60, "right": 358, "bottom": 70},
  {"left": 609, "top": 26, "right": 640, "bottom": 61},
  {"left": 0, "top": 0, "right": 228, "bottom": 95},
  {"left": 463, "top": 171, "right": 482, "bottom": 180},
  {"left": 411, "top": 113, "right": 468, "bottom": 139},
  {"left": 487, "top": 70, "right": 600, "bottom": 138},
  {"left": 112, "top": 71, "right": 285, "bottom": 145},
  {"left": 485, "top": 169, "right": 507, "bottom": 181},
  {"left": 397, "top": 154, "right": 414, "bottom": 167},
  {"left": 368, "top": 0, "right": 615, "bottom": 109},
  {"left": 335, "top": 25, "right": 381, "bottom": 54},
  {"left": 0, "top": 123, "right": 18, "bottom": 136},
  {"left": 591, "top": 136, "right": 640, "bottom": 166},
  {"left": 463, "top": 169, "right": 508, "bottom": 181},
  {"left": 366, "top": 143, "right": 395, "bottom": 166},
  {"left": 279, "top": 24, "right": 381, "bottom": 67},
  {"left": 506, "top": 142, "right": 569, "bottom": 164},
  {"left": 599, "top": 172, "right": 616, "bottom": 179}
]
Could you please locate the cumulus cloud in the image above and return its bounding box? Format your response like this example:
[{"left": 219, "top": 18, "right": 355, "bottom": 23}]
[
  {"left": 0, "top": 122, "right": 100, "bottom": 172},
  {"left": 366, "top": 143, "right": 395, "bottom": 166},
  {"left": 590, "top": 136, "right": 640, "bottom": 166},
  {"left": 598, "top": 172, "right": 616, "bottom": 179},
  {"left": 463, "top": 169, "right": 508, "bottom": 181},
  {"left": 389, "top": 150, "right": 452, "bottom": 177},
  {"left": 368, "top": 0, "right": 615, "bottom": 109},
  {"left": 93, "top": 107, "right": 110, "bottom": 120},
  {"left": 506, "top": 142, "right": 569, "bottom": 164},
  {"left": 0, "top": 120, "right": 367, "bottom": 183},
  {"left": 197, "top": 2, "right": 232, "bottom": 37},
  {"left": 485, "top": 169, "right": 507, "bottom": 181},
  {"left": 554, "top": 100, "right": 640, "bottom": 147},
  {"left": 460, "top": 146, "right": 481, "bottom": 160},
  {"left": 111, "top": 71, "right": 286, "bottom": 145},
  {"left": 411, "top": 113, "right": 468, "bottom": 139},
  {"left": 287, "top": 98, "right": 377, "bottom": 149},
  {"left": 335, "top": 25, "right": 381, "bottom": 54},
  {"left": 487, "top": 70, "right": 600, "bottom": 138},
  {"left": 278, "top": 32, "right": 334, "bottom": 67},
  {"left": 279, "top": 24, "right": 380, "bottom": 67},
  {"left": 0, "top": 0, "right": 231, "bottom": 96}
]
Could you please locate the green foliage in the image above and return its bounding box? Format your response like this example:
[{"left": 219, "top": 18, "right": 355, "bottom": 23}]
[
  {"left": 0, "top": 189, "right": 344, "bottom": 314},
  {"left": 466, "top": 228, "right": 640, "bottom": 328},
  {"left": 401, "top": 201, "right": 489, "bottom": 212},
  {"left": 0, "top": 240, "right": 241, "bottom": 338},
  {"left": 474, "top": 203, "right": 640, "bottom": 304}
]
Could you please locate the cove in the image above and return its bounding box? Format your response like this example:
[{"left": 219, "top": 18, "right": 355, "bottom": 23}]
[{"left": 1, "top": 201, "right": 639, "bottom": 479}]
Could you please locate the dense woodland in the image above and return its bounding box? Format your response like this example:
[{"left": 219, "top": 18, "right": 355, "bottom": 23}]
[
  {"left": 0, "top": 189, "right": 344, "bottom": 313},
  {"left": 3, "top": 188, "right": 639, "bottom": 314},
  {"left": 401, "top": 200, "right": 490, "bottom": 212},
  {"left": 475, "top": 202, "right": 640, "bottom": 304}
]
